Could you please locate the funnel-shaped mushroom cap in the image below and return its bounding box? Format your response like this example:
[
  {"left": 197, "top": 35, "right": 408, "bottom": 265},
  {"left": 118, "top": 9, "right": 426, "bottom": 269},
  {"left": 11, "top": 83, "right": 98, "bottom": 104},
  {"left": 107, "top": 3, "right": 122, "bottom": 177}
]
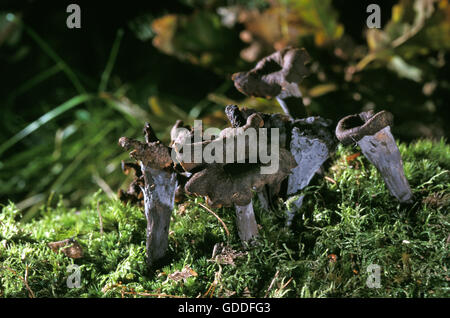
[
  {"left": 232, "top": 47, "right": 310, "bottom": 99},
  {"left": 172, "top": 113, "right": 265, "bottom": 172},
  {"left": 335, "top": 110, "right": 393, "bottom": 146},
  {"left": 336, "top": 110, "right": 413, "bottom": 203},
  {"left": 118, "top": 122, "right": 173, "bottom": 170},
  {"left": 184, "top": 148, "right": 297, "bottom": 208}
]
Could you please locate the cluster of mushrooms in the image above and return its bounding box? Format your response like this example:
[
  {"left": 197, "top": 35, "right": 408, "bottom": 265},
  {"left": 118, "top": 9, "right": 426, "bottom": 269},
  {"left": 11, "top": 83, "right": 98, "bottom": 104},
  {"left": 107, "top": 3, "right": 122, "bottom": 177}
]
[{"left": 118, "top": 48, "right": 413, "bottom": 268}]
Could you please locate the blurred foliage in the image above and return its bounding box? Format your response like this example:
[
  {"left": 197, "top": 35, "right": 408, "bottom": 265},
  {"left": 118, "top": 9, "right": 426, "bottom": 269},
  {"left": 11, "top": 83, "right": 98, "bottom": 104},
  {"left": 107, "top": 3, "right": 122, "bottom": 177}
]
[{"left": 0, "top": 0, "right": 449, "bottom": 215}]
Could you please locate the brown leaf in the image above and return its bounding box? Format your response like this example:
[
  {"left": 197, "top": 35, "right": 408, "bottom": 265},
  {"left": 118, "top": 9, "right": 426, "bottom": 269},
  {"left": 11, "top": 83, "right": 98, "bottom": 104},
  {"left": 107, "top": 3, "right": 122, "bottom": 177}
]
[
  {"left": 328, "top": 254, "right": 337, "bottom": 263},
  {"left": 346, "top": 152, "right": 361, "bottom": 164},
  {"left": 422, "top": 192, "right": 450, "bottom": 208},
  {"left": 168, "top": 265, "right": 198, "bottom": 282},
  {"left": 48, "top": 239, "right": 83, "bottom": 259},
  {"left": 211, "top": 243, "right": 247, "bottom": 266}
]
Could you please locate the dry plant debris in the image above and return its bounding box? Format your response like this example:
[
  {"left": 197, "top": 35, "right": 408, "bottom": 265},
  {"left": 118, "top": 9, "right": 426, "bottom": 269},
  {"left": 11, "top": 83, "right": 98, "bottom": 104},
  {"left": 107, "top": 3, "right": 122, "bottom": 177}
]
[{"left": 48, "top": 238, "right": 83, "bottom": 259}]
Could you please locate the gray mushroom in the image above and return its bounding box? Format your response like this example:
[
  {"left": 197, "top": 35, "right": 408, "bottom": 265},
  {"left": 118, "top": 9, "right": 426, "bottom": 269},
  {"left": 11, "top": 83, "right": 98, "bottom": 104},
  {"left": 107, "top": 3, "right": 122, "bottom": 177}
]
[
  {"left": 285, "top": 117, "right": 336, "bottom": 225},
  {"left": 224, "top": 104, "right": 336, "bottom": 226},
  {"left": 335, "top": 110, "right": 413, "bottom": 203},
  {"left": 119, "top": 122, "right": 178, "bottom": 268},
  {"left": 232, "top": 47, "right": 310, "bottom": 119},
  {"left": 232, "top": 49, "right": 337, "bottom": 225}
]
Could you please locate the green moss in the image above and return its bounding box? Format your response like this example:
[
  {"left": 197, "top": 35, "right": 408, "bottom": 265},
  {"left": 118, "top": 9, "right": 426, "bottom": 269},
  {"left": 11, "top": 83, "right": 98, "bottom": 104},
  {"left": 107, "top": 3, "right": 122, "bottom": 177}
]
[{"left": 1, "top": 139, "right": 449, "bottom": 298}]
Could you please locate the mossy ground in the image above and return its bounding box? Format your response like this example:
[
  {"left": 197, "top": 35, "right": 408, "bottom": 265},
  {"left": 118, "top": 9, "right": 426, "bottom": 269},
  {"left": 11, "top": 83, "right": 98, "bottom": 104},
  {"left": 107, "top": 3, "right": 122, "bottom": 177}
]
[{"left": 1, "top": 139, "right": 449, "bottom": 298}]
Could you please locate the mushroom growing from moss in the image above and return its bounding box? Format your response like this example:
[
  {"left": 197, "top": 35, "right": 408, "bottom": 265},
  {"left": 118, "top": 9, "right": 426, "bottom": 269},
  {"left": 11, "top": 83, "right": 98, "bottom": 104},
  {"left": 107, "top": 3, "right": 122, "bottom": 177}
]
[
  {"left": 335, "top": 110, "right": 413, "bottom": 203},
  {"left": 119, "top": 122, "right": 178, "bottom": 268},
  {"left": 231, "top": 48, "right": 338, "bottom": 223},
  {"left": 223, "top": 104, "right": 336, "bottom": 225},
  {"left": 175, "top": 112, "right": 297, "bottom": 243},
  {"left": 285, "top": 116, "right": 337, "bottom": 225}
]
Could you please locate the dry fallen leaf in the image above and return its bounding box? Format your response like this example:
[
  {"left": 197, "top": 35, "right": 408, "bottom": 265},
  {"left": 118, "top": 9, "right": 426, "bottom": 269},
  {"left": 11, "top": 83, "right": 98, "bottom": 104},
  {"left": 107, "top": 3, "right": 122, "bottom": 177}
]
[
  {"left": 243, "top": 286, "right": 252, "bottom": 298},
  {"left": 168, "top": 265, "right": 198, "bottom": 282},
  {"left": 346, "top": 152, "right": 361, "bottom": 164},
  {"left": 210, "top": 243, "right": 247, "bottom": 266},
  {"left": 48, "top": 238, "right": 83, "bottom": 259}
]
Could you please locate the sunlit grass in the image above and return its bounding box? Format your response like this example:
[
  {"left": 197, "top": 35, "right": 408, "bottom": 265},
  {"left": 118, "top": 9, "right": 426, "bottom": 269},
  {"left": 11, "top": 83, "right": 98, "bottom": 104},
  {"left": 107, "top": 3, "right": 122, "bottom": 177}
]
[{"left": 1, "top": 140, "right": 448, "bottom": 298}]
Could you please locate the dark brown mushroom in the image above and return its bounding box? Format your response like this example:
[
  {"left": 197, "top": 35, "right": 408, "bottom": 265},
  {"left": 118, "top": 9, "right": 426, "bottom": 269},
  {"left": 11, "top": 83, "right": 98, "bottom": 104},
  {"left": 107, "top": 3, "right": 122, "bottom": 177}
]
[
  {"left": 172, "top": 112, "right": 265, "bottom": 172},
  {"left": 118, "top": 122, "right": 178, "bottom": 268},
  {"left": 232, "top": 47, "right": 310, "bottom": 118},
  {"left": 335, "top": 110, "right": 413, "bottom": 203},
  {"left": 232, "top": 47, "right": 310, "bottom": 99},
  {"left": 171, "top": 107, "right": 297, "bottom": 243},
  {"left": 185, "top": 148, "right": 296, "bottom": 245},
  {"left": 224, "top": 105, "right": 336, "bottom": 225},
  {"left": 118, "top": 137, "right": 173, "bottom": 171},
  {"left": 335, "top": 110, "right": 393, "bottom": 146},
  {"left": 184, "top": 148, "right": 297, "bottom": 208}
]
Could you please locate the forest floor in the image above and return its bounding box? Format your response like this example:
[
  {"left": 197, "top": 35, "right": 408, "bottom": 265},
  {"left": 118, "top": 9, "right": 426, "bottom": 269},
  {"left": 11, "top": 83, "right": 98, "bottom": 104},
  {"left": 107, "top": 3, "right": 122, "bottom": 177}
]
[{"left": 1, "top": 139, "right": 449, "bottom": 298}]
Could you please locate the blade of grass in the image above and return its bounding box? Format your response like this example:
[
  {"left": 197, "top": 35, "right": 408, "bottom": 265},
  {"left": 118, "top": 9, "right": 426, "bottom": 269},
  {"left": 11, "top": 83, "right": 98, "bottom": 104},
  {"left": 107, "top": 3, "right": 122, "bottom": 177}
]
[
  {"left": 49, "top": 122, "right": 117, "bottom": 194},
  {"left": 101, "top": 93, "right": 150, "bottom": 127},
  {"left": 21, "top": 122, "right": 116, "bottom": 221},
  {"left": 0, "top": 94, "right": 94, "bottom": 156},
  {"left": 22, "top": 22, "right": 87, "bottom": 96},
  {"left": 99, "top": 29, "right": 124, "bottom": 92},
  {"left": 198, "top": 202, "right": 230, "bottom": 237}
]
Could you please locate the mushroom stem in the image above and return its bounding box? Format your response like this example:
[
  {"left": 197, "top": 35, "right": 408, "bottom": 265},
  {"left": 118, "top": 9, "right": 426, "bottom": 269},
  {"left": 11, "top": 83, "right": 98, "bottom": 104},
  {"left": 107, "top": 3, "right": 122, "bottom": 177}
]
[
  {"left": 140, "top": 165, "right": 178, "bottom": 268},
  {"left": 285, "top": 119, "right": 335, "bottom": 225},
  {"left": 119, "top": 121, "right": 179, "bottom": 268},
  {"left": 275, "top": 95, "right": 306, "bottom": 119},
  {"left": 257, "top": 188, "right": 270, "bottom": 211},
  {"left": 235, "top": 201, "right": 258, "bottom": 244},
  {"left": 276, "top": 96, "right": 293, "bottom": 118},
  {"left": 357, "top": 126, "right": 413, "bottom": 203}
]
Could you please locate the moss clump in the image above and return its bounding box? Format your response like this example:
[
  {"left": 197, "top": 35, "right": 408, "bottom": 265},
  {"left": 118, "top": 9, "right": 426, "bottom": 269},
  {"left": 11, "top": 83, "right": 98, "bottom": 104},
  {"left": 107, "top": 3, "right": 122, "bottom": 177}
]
[{"left": 1, "top": 139, "right": 449, "bottom": 298}]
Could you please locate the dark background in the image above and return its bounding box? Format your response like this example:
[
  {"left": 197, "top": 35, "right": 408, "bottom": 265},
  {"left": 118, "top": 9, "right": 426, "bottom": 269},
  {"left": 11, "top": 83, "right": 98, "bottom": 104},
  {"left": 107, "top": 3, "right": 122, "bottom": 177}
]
[{"left": 0, "top": 0, "right": 448, "bottom": 216}]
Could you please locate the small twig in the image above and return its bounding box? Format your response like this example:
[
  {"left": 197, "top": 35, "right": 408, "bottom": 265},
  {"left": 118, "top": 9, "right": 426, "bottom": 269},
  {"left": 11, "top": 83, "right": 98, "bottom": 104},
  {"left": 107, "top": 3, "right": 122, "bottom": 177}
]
[
  {"left": 203, "top": 263, "right": 222, "bottom": 298},
  {"left": 324, "top": 176, "right": 337, "bottom": 184},
  {"left": 203, "top": 281, "right": 216, "bottom": 298},
  {"left": 24, "top": 265, "right": 35, "bottom": 298},
  {"left": 264, "top": 270, "right": 280, "bottom": 298},
  {"left": 1, "top": 265, "right": 35, "bottom": 298},
  {"left": 97, "top": 201, "right": 104, "bottom": 236},
  {"left": 122, "top": 291, "right": 185, "bottom": 298},
  {"left": 198, "top": 203, "right": 230, "bottom": 237},
  {"left": 92, "top": 173, "right": 115, "bottom": 199},
  {"left": 103, "top": 283, "right": 184, "bottom": 298},
  {"left": 280, "top": 277, "right": 293, "bottom": 290}
]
